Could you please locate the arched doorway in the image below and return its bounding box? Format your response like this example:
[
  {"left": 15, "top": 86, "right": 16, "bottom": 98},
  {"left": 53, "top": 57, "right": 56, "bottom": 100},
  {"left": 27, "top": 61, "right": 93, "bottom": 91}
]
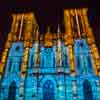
[
  {"left": 43, "top": 80, "right": 54, "bottom": 100},
  {"left": 83, "top": 80, "right": 93, "bottom": 100},
  {"left": 7, "top": 81, "right": 16, "bottom": 100}
]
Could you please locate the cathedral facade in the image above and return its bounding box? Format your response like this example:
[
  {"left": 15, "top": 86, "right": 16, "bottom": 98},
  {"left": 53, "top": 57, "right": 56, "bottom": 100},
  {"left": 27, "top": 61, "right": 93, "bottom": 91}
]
[{"left": 0, "top": 8, "right": 100, "bottom": 100}]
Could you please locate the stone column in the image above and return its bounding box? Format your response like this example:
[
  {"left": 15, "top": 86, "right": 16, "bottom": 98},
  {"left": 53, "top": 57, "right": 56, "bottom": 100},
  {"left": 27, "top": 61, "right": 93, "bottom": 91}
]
[
  {"left": 82, "top": 8, "right": 100, "bottom": 76},
  {"left": 0, "top": 14, "right": 18, "bottom": 79},
  {"left": 64, "top": 10, "right": 76, "bottom": 76}
]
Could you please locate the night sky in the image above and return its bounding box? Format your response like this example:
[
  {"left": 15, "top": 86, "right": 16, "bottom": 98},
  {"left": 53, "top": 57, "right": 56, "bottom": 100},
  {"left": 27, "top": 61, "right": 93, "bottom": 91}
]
[{"left": 0, "top": 0, "right": 100, "bottom": 55}]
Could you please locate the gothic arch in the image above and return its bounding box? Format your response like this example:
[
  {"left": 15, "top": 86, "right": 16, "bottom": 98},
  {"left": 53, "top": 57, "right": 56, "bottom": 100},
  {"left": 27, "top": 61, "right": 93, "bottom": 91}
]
[
  {"left": 7, "top": 81, "right": 17, "bottom": 100},
  {"left": 1, "top": 72, "right": 20, "bottom": 100},
  {"left": 28, "top": 46, "right": 35, "bottom": 68},
  {"left": 87, "top": 55, "right": 94, "bottom": 74},
  {"left": 83, "top": 79, "right": 93, "bottom": 100},
  {"left": 6, "top": 42, "right": 23, "bottom": 73},
  {"left": 39, "top": 76, "right": 57, "bottom": 100},
  {"left": 43, "top": 80, "right": 55, "bottom": 100},
  {"left": 74, "top": 39, "right": 94, "bottom": 75}
]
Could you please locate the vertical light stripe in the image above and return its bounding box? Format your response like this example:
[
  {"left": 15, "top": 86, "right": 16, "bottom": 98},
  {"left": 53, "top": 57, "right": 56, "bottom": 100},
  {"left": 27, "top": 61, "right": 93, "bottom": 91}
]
[
  {"left": 75, "top": 9, "right": 81, "bottom": 38},
  {"left": 19, "top": 14, "right": 24, "bottom": 40}
]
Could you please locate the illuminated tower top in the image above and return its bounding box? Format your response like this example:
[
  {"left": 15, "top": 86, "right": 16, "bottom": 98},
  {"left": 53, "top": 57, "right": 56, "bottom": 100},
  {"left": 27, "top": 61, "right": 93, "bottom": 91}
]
[{"left": 0, "top": 8, "right": 100, "bottom": 78}]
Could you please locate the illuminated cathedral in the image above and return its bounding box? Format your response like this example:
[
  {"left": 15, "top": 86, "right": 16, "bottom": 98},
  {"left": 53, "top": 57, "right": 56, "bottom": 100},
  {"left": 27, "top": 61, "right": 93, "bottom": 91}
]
[{"left": 0, "top": 8, "right": 100, "bottom": 100}]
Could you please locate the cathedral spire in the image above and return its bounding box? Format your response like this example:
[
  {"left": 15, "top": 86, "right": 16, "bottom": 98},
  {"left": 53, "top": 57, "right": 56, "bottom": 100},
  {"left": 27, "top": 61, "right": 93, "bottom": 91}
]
[
  {"left": 57, "top": 24, "right": 61, "bottom": 39},
  {"left": 34, "top": 25, "right": 39, "bottom": 67},
  {"left": 44, "top": 26, "right": 53, "bottom": 47},
  {"left": 47, "top": 26, "right": 50, "bottom": 33},
  {"left": 57, "top": 24, "right": 60, "bottom": 33},
  {"left": 35, "top": 25, "right": 39, "bottom": 42},
  {"left": 57, "top": 24, "right": 62, "bottom": 67}
]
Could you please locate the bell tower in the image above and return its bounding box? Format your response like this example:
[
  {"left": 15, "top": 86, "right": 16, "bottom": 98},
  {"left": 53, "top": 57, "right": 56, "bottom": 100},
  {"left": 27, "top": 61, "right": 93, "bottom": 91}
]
[{"left": 0, "top": 8, "right": 100, "bottom": 100}]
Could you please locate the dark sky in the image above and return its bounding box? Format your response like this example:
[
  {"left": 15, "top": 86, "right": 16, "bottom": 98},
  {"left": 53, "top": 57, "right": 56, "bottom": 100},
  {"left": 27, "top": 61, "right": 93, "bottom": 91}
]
[{"left": 0, "top": 0, "right": 100, "bottom": 54}]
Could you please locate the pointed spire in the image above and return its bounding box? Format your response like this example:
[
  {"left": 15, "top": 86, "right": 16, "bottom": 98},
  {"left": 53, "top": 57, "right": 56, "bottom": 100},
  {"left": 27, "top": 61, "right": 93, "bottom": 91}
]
[
  {"left": 47, "top": 26, "right": 50, "bottom": 33},
  {"left": 57, "top": 24, "right": 61, "bottom": 33},
  {"left": 57, "top": 24, "right": 61, "bottom": 39},
  {"left": 36, "top": 25, "right": 39, "bottom": 41},
  {"left": 33, "top": 24, "right": 37, "bottom": 34}
]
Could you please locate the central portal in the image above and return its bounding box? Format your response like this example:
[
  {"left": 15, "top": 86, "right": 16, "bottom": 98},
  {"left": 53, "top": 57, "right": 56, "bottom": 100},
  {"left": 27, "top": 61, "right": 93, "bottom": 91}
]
[{"left": 43, "top": 80, "right": 55, "bottom": 100}]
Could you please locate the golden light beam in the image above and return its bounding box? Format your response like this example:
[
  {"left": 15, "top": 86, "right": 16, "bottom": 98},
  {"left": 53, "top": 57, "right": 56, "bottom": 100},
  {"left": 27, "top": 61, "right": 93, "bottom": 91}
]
[
  {"left": 19, "top": 14, "right": 24, "bottom": 40},
  {"left": 75, "top": 9, "right": 81, "bottom": 38}
]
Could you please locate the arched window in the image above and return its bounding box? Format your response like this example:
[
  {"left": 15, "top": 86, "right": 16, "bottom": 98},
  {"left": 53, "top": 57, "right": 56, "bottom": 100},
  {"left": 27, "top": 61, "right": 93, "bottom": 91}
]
[
  {"left": 77, "top": 56, "right": 80, "bottom": 69},
  {"left": 31, "top": 54, "right": 34, "bottom": 68},
  {"left": 64, "top": 54, "right": 69, "bottom": 67},
  {"left": 7, "top": 81, "right": 16, "bottom": 100},
  {"left": 43, "top": 80, "right": 55, "bottom": 100},
  {"left": 76, "top": 56, "right": 81, "bottom": 74},
  {"left": 83, "top": 80, "right": 93, "bottom": 100},
  {"left": 87, "top": 56, "right": 93, "bottom": 73},
  {"left": 44, "top": 48, "right": 53, "bottom": 67},
  {"left": 19, "top": 58, "right": 22, "bottom": 71},
  {"left": 8, "top": 60, "right": 12, "bottom": 72},
  {"left": 87, "top": 56, "right": 92, "bottom": 67}
]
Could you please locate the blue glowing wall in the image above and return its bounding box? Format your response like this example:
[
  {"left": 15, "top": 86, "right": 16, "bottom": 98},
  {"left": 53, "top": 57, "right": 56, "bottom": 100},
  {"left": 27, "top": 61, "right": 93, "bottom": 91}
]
[{"left": 0, "top": 39, "right": 100, "bottom": 100}]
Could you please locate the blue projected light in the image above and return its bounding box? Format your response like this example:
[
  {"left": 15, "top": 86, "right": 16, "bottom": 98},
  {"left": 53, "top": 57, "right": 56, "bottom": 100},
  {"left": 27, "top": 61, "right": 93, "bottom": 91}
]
[
  {"left": 74, "top": 39, "right": 94, "bottom": 75},
  {"left": 0, "top": 39, "right": 100, "bottom": 100},
  {"left": 43, "top": 80, "right": 54, "bottom": 100}
]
